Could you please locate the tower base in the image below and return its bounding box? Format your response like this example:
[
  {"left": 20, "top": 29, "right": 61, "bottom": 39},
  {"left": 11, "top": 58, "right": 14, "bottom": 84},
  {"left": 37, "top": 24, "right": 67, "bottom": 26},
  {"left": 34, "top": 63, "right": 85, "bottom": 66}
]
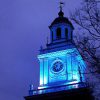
[{"left": 24, "top": 83, "right": 94, "bottom": 100}]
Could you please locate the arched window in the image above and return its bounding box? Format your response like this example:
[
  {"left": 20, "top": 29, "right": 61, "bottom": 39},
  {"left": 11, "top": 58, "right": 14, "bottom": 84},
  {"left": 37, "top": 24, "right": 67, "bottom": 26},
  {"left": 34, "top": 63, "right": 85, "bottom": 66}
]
[
  {"left": 56, "top": 28, "right": 61, "bottom": 39},
  {"left": 65, "top": 28, "right": 68, "bottom": 39}
]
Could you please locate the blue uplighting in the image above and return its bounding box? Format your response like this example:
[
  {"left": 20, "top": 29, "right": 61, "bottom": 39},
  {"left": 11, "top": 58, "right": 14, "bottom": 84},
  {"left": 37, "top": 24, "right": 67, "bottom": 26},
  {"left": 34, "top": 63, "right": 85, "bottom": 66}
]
[{"left": 38, "top": 48, "right": 86, "bottom": 88}]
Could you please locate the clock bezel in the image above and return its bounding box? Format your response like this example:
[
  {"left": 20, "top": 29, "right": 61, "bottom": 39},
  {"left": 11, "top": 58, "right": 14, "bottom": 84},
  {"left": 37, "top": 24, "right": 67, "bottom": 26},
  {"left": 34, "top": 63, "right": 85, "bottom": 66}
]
[{"left": 50, "top": 59, "right": 65, "bottom": 74}]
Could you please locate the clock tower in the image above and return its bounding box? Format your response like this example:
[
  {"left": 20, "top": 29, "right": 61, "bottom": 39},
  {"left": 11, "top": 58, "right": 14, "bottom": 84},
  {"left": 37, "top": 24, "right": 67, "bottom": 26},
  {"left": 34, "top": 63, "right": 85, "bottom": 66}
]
[
  {"left": 24, "top": 3, "right": 95, "bottom": 100},
  {"left": 38, "top": 7, "right": 86, "bottom": 89}
]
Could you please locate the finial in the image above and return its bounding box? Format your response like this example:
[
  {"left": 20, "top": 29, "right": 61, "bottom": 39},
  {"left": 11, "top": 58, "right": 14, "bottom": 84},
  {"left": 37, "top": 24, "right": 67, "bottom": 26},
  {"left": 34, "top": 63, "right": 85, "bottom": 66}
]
[
  {"left": 59, "top": 2, "right": 64, "bottom": 11},
  {"left": 58, "top": 2, "right": 65, "bottom": 17},
  {"left": 30, "top": 84, "right": 34, "bottom": 90}
]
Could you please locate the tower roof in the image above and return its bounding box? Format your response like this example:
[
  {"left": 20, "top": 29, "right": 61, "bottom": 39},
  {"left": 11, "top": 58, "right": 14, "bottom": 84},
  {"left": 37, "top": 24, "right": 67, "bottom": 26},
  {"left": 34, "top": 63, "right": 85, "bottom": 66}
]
[{"left": 49, "top": 10, "right": 74, "bottom": 29}]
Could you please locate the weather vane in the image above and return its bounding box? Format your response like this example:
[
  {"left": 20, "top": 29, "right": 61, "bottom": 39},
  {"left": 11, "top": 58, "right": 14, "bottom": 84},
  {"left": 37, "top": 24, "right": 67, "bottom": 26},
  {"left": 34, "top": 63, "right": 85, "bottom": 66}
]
[{"left": 59, "top": 1, "right": 65, "bottom": 11}]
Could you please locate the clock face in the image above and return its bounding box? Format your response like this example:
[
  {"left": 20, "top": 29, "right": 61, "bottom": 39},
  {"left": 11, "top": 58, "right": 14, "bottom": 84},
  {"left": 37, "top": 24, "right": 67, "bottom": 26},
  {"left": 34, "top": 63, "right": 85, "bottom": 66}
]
[{"left": 51, "top": 61, "right": 64, "bottom": 73}]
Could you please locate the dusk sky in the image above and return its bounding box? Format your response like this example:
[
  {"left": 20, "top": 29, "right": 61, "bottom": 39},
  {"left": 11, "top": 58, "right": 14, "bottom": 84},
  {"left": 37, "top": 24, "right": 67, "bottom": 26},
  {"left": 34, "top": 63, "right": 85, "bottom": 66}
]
[{"left": 0, "top": 0, "right": 82, "bottom": 100}]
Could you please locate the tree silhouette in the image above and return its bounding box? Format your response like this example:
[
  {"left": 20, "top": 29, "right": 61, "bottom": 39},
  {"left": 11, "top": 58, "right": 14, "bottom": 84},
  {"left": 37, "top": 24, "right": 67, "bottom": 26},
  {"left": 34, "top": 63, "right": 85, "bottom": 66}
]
[
  {"left": 70, "top": 0, "right": 100, "bottom": 99},
  {"left": 71, "top": 0, "right": 100, "bottom": 72}
]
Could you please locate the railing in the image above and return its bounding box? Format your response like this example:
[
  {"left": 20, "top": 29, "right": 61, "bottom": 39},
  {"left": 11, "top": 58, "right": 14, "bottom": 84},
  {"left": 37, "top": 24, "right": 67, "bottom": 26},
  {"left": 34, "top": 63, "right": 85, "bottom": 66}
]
[{"left": 29, "top": 82, "right": 89, "bottom": 96}]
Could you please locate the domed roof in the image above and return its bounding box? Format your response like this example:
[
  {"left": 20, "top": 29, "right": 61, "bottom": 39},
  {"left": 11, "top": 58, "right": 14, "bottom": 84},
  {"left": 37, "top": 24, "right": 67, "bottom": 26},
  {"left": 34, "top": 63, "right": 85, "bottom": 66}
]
[{"left": 49, "top": 10, "right": 74, "bottom": 29}]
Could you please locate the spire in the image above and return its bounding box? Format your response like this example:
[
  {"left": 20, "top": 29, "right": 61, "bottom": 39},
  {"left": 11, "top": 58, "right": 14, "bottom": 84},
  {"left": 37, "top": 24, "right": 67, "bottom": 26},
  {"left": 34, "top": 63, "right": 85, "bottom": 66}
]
[{"left": 58, "top": 2, "right": 64, "bottom": 17}]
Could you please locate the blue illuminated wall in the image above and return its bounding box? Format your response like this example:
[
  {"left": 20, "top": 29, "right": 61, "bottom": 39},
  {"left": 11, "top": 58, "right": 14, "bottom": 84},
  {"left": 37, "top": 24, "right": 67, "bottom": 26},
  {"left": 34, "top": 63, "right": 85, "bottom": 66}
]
[{"left": 38, "top": 48, "right": 86, "bottom": 88}]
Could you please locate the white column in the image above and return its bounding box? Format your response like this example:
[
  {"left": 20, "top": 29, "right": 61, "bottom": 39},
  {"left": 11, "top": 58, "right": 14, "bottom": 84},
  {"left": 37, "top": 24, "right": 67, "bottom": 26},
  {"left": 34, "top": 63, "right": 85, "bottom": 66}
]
[
  {"left": 43, "top": 58, "right": 49, "bottom": 85},
  {"left": 39, "top": 58, "right": 44, "bottom": 86}
]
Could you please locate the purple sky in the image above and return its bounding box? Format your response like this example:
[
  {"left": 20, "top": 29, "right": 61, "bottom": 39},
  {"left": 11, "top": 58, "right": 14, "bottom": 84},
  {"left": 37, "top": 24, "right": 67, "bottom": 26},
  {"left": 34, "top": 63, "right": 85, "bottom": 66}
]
[{"left": 0, "top": 0, "right": 82, "bottom": 100}]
